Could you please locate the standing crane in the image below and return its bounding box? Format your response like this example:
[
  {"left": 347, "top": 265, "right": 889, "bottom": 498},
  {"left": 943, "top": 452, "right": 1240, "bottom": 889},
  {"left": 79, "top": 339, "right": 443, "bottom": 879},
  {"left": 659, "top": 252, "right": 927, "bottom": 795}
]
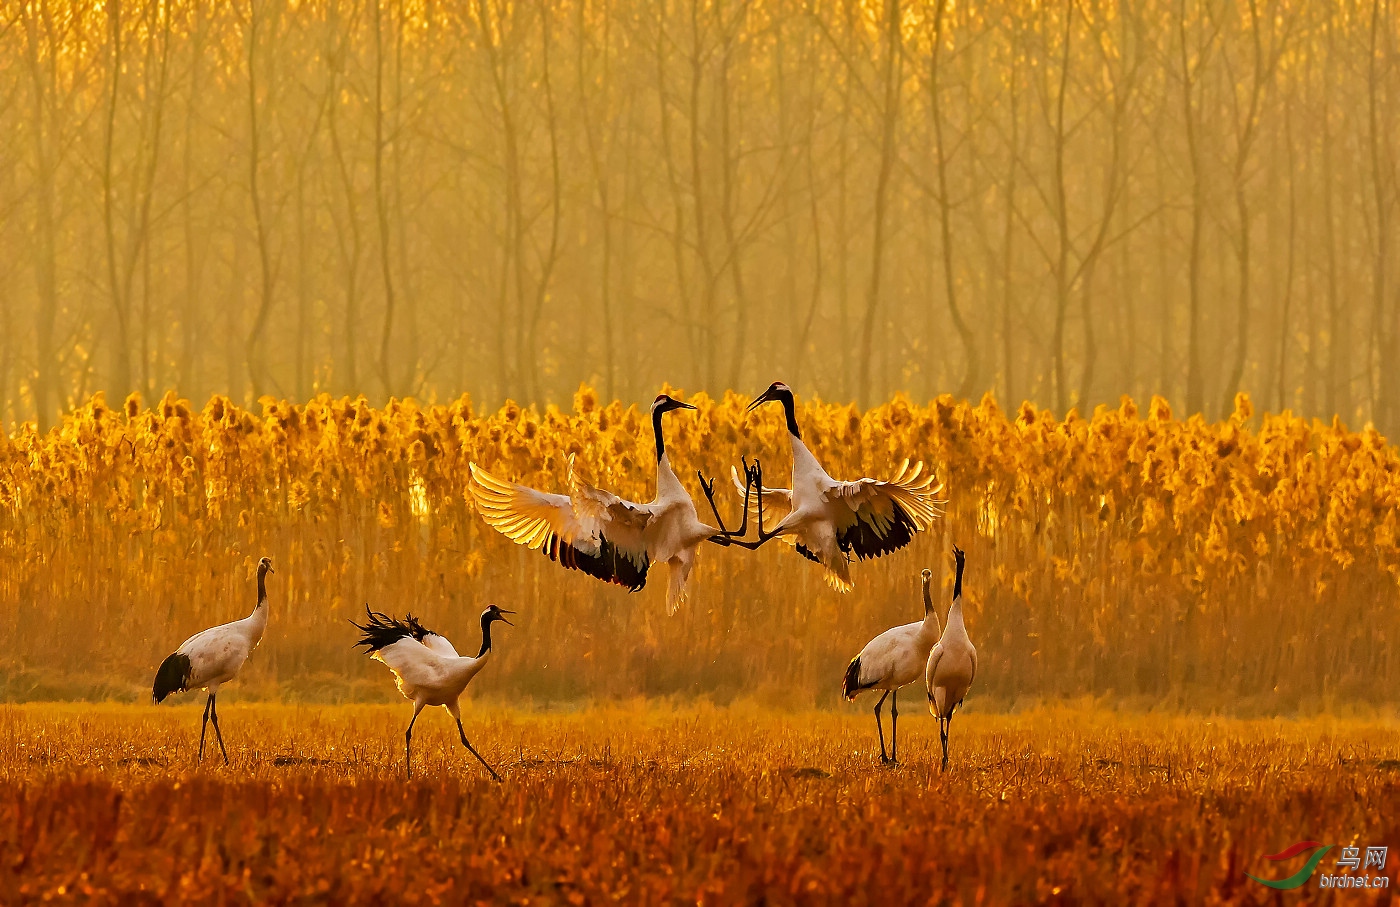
[
  {"left": 718, "top": 381, "right": 943, "bottom": 591},
  {"left": 926, "top": 545, "right": 977, "bottom": 771},
  {"left": 152, "top": 556, "right": 274, "bottom": 765},
  {"left": 351, "top": 604, "right": 514, "bottom": 781},
  {"left": 842, "top": 567, "right": 942, "bottom": 763},
  {"left": 469, "top": 393, "right": 756, "bottom": 613}
]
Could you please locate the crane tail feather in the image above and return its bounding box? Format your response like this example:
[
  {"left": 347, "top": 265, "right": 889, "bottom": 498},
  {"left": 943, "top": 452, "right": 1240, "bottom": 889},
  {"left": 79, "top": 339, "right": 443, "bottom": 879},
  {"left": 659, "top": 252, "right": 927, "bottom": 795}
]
[
  {"left": 152, "top": 652, "right": 192, "bottom": 703},
  {"left": 842, "top": 656, "right": 865, "bottom": 700}
]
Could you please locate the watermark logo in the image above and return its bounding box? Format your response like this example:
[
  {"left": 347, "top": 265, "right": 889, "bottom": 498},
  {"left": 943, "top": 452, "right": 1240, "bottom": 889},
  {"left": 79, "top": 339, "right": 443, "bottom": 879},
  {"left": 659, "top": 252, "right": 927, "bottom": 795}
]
[{"left": 1247, "top": 841, "right": 1390, "bottom": 890}]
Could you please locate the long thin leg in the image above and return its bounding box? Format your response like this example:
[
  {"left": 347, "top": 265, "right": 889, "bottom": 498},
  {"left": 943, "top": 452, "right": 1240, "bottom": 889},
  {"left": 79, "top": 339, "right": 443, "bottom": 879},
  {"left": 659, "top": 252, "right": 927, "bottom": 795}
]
[
  {"left": 404, "top": 704, "right": 424, "bottom": 780},
  {"left": 209, "top": 694, "right": 229, "bottom": 766},
  {"left": 455, "top": 717, "right": 503, "bottom": 783},
  {"left": 943, "top": 711, "right": 955, "bottom": 772},
  {"left": 939, "top": 716, "right": 950, "bottom": 772},
  {"left": 712, "top": 460, "right": 783, "bottom": 549},
  {"left": 702, "top": 458, "right": 758, "bottom": 546},
  {"left": 197, "top": 694, "right": 212, "bottom": 763},
  {"left": 874, "top": 690, "right": 890, "bottom": 763},
  {"left": 890, "top": 689, "right": 899, "bottom": 763}
]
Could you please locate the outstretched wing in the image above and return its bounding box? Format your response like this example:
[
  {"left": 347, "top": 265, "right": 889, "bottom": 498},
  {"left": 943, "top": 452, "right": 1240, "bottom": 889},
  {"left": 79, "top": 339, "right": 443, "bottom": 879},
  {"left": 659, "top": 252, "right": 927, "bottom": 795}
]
[
  {"left": 829, "top": 460, "right": 944, "bottom": 561},
  {"left": 469, "top": 457, "right": 653, "bottom": 591}
]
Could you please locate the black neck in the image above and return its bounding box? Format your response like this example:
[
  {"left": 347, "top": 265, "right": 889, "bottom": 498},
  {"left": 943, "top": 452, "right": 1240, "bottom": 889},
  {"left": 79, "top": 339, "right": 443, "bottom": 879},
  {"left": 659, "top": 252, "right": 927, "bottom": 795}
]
[
  {"left": 953, "top": 559, "right": 964, "bottom": 601},
  {"left": 779, "top": 391, "right": 800, "bottom": 438},
  {"left": 923, "top": 579, "right": 933, "bottom": 616},
  {"left": 477, "top": 612, "right": 494, "bottom": 658},
  {"left": 256, "top": 567, "right": 267, "bottom": 607},
  {"left": 652, "top": 406, "right": 667, "bottom": 461}
]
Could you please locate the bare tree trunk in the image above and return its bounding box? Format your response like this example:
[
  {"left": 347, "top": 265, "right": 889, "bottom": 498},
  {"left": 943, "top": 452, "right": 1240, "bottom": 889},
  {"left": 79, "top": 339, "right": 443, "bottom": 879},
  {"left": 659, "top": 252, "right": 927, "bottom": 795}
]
[
  {"left": 1051, "top": 1, "right": 1073, "bottom": 412},
  {"left": 23, "top": 2, "right": 60, "bottom": 430},
  {"left": 372, "top": 0, "right": 397, "bottom": 396},
  {"left": 580, "top": 0, "right": 617, "bottom": 399},
  {"left": 1275, "top": 94, "right": 1297, "bottom": 412},
  {"left": 102, "top": 0, "right": 132, "bottom": 397},
  {"left": 1370, "top": 0, "right": 1394, "bottom": 429},
  {"left": 857, "top": 0, "right": 901, "bottom": 406},
  {"left": 180, "top": 0, "right": 207, "bottom": 398},
  {"left": 999, "top": 19, "right": 1020, "bottom": 407},
  {"left": 326, "top": 0, "right": 361, "bottom": 393},
  {"left": 1178, "top": 0, "right": 1213, "bottom": 417},
  {"left": 529, "top": 0, "right": 563, "bottom": 402},
  {"left": 244, "top": 0, "right": 277, "bottom": 397},
  {"left": 1221, "top": 0, "right": 1273, "bottom": 417}
]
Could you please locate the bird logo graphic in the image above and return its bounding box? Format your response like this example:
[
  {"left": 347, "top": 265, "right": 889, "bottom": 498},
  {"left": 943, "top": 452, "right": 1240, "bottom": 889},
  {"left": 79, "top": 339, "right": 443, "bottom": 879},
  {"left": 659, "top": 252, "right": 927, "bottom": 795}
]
[{"left": 1246, "top": 841, "right": 1333, "bottom": 890}]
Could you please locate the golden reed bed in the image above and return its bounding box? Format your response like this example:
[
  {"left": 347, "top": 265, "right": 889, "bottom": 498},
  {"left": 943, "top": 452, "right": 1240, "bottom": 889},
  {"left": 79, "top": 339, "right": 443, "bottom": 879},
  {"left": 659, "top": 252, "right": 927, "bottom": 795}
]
[{"left": 0, "top": 388, "right": 1393, "bottom": 708}]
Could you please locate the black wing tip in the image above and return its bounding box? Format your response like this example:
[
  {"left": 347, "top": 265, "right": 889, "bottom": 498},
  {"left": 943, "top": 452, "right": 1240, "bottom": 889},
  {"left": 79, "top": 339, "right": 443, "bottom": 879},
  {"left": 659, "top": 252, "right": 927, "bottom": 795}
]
[
  {"left": 152, "top": 652, "right": 192, "bottom": 703},
  {"left": 840, "top": 502, "right": 919, "bottom": 563},
  {"left": 351, "top": 605, "right": 435, "bottom": 653},
  {"left": 543, "top": 534, "right": 649, "bottom": 592}
]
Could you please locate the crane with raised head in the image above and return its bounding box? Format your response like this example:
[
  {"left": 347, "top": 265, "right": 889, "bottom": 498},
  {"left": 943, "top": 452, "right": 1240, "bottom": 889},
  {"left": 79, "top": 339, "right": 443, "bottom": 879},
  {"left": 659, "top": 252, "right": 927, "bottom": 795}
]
[{"left": 352, "top": 604, "right": 514, "bottom": 781}]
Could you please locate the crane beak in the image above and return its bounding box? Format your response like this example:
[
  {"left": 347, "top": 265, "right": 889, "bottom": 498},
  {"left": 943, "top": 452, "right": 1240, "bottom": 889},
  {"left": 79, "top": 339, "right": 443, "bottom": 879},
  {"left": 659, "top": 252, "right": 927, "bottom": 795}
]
[
  {"left": 746, "top": 389, "right": 773, "bottom": 412},
  {"left": 675, "top": 401, "right": 697, "bottom": 411},
  {"left": 497, "top": 609, "right": 516, "bottom": 626}
]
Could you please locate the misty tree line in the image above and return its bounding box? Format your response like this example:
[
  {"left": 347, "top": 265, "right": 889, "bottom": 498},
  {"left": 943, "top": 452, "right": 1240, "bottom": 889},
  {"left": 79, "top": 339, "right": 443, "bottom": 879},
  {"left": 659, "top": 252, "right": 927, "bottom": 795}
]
[{"left": 0, "top": 0, "right": 1397, "bottom": 430}]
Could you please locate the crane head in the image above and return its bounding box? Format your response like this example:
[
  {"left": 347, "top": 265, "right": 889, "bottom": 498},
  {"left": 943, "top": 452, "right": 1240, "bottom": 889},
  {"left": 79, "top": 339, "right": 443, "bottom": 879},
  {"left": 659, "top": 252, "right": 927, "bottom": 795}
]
[
  {"left": 921, "top": 568, "right": 932, "bottom": 583},
  {"left": 482, "top": 603, "right": 515, "bottom": 627},
  {"left": 258, "top": 556, "right": 274, "bottom": 575},
  {"left": 651, "top": 394, "right": 697, "bottom": 415},
  {"left": 747, "top": 381, "right": 793, "bottom": 412},
  {"left": 951, "top": 545, "right": 964, "bottom": 568}
]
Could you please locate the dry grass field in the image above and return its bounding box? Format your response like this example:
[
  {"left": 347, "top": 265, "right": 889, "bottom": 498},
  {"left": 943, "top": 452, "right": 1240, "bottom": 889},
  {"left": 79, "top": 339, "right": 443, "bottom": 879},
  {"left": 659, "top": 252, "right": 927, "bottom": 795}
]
[{"left": 2, "top": 703, "right": 1399, "bottom": 904}]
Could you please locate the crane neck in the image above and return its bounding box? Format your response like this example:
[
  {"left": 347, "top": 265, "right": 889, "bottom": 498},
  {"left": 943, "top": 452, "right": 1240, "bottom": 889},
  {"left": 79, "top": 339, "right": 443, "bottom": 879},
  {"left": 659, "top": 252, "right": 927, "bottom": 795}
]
[
  {"left": 945, "top": 595, "right": 966, "bottom": 636},
  {"left": 921, "top": 581, "right": 942, "bottom": 639},
  {"left": 953, "top": 557, "right": 964, "bottom": 601},
  {"left": 255, "top": 565, "right": 269, "bottom": 611},
  {"left": 652, "top": 406, "right": 668, "bottom": 461},
  {"left": 777, "top": 390, "right": 801, "bottom": 439},
  {"left": 477, "top": 612, "right": 495, "bottom": 659}
]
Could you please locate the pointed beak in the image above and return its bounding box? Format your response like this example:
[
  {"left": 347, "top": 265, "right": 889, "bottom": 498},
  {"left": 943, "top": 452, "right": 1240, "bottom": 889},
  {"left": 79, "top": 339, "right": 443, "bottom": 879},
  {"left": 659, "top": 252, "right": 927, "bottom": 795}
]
[
  {"left": 746, "top": 390, "right": 773, "bottom": 412},
  {"left": 676, "top": 401, "right": 697, "bottom": 411},
  {"left": 497, "top": 609, "right": 515, "bottom": 626}
]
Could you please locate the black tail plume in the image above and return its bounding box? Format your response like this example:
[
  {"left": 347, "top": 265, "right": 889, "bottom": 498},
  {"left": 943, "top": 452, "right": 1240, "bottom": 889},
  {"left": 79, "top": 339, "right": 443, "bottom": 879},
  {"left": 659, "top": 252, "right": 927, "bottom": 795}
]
[
  {"left": 351, "top": 605, "right": 436, "bottom": 653},
  {"left": 152, "top": 652, "right": 192, "bottom": 703}
]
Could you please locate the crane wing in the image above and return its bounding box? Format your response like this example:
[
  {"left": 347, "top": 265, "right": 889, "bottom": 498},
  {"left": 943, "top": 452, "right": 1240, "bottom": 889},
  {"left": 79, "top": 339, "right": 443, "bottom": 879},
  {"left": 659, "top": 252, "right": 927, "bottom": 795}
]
[
  {"left": 729, "top": 465, "right": 793, "bottom": 525},
  {"left": 469, "top": 457, "right": 653, "bottom": 591},
  {"left": 419, "top": 633, "right": 459, "bottom": 659},
  {"left": 829, "top": 460, "right": 944, "bottom": 561}
]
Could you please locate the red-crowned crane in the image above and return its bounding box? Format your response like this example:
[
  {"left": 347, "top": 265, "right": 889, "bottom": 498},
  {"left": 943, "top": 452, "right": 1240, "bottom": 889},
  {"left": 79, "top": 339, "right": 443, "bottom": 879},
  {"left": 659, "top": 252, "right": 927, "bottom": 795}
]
[
  {"left": 468, "top": 393, "right": 756, "bottom": 613},
  {"left": 151, "top": 556, "right": 274, "bottom": 765},
  {"left": 842, "top": 567, "right": 941, "bottom": 764},
  {"left": 719, "top": 382, "right": 943, "bottom": 591},
  {"left": 926, "top": 545, "right": 977, "bottom": 771},
  {"left": 351, "top": 604, "right": 514, "bottom": 781}
]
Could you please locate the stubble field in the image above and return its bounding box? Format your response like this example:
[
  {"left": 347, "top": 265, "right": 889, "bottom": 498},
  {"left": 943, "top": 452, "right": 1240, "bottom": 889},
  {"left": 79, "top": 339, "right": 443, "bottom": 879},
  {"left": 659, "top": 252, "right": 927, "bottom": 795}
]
[{"left": 2, "top": 703, "right": 1399, "bottom": 904}]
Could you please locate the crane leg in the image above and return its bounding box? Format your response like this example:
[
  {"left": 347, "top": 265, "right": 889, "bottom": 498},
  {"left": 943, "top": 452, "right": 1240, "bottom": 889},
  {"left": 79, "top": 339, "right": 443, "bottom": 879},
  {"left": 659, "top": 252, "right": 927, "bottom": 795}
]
[
  {"left": 209, "top": 694, "right": 230, "bottom": 766},
  {"left": 455, "top": 717, "right": 503, "bottom": 783},
  {"left": 874, "top": 690, "right": 890, "bottom": 763},
  {"left": 197, "top": 694, "right": 212, "bottom": 763},
  {"left": 404, "top": 704, "right": 424, "bottom": 781},
  {"left": 939, "top": 716, "right": 950, "bottom": 772},
  {"left": 890, "top": 690, "right": 899, "bottom": 764}
]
